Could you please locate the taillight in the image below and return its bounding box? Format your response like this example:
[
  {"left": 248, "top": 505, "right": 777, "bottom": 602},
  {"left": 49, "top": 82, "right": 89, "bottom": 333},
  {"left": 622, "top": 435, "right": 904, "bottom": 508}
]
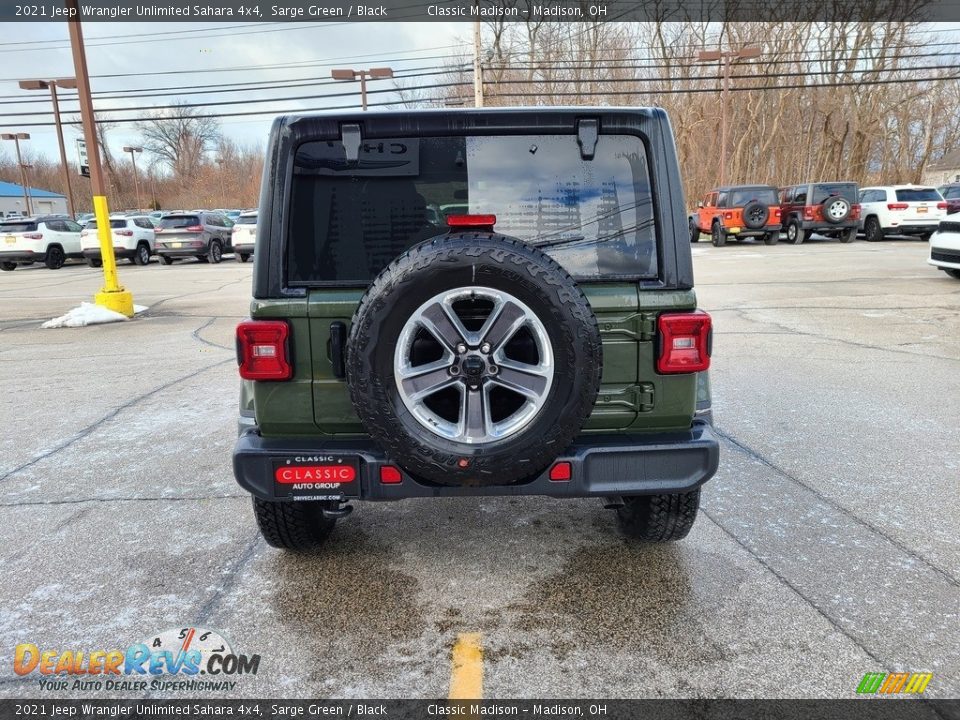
[
  {"left": 851, "top": 204, "right": 861, "bottom": 219},
  {"left": 887, "top": 203, "right": 909, "bottom": 210},
  {"left": 115, "top": 230, "right": 133, "bottom": 237},
  {"left": 723, "top": 212, "right": 733, "bottom": 220},
  {"left": 803, "top": 206, "right": 815, "bottom": 220},
  {"left": 185, "top": 225, "right": 204, "bottom": 232},
  {"left": 236, "top": 320, "right": 292, "bottom": 380},
  {"left": 447, "top": 214, "right": 496, "bottom": 231},
  {"left": 773, "top": 208, "right": 782, "bottom": 219},
  {"left": 657, "top": 311, "right": 712, "bottom": 374},
  {"left": 937, "top": 202, "right": 948, "bottom": 210},
  {"left": 24, "top": 233, "right": 43, "bottom": 240}
]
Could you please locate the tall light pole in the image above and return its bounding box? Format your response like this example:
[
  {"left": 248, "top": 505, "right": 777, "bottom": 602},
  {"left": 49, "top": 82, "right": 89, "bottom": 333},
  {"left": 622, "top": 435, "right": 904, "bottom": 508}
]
[
  {"left": 123, "top": 145, "right": 143, "bottom": 211},
  {"left": 67, "top": 0, "right": 134, "bottom": 317},
  {"left": 1, "top": 133, "right": 32, "bottom": 216},
  {"left": 698, "top": 46, "right": 762, "bottom": 186},
  {"left": 18, "top": 78, "right": 78, "bottom": 217},
  {"left": 331, "top": 67, "right": 394, "bottom": 111}
]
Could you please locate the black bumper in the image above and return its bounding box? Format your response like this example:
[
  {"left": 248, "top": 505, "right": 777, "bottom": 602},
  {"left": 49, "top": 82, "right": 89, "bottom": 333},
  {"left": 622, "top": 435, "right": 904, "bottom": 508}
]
[
  {"left": 800, "top": 220, "right": 858, "bottom": 232},
  {"left": 883, "top": 224, "right": 939, "bottom": 235},
  {"left": 0, "top": 250, "right": 40, "bottom": 263},
  {"left": 729, "top": 223, "right": 780, "bottom": 237},
  {"left": 232, "top": 423, "right": 720, "bottom": 502},
  {"left": 233, "top": 244, "right": 254, "bottom": 253}
]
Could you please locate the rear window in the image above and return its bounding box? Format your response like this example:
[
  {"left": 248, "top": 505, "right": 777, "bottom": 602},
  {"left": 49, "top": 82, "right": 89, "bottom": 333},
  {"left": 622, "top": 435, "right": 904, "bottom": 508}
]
[
  {"left": 895, "top": 188, "right": 941, "bottom": 202},
  {"left": 811, "top": 184, "right": 857, "bottom": 204},
  {"left": 943, "top": 186, "right": 960, "bottom": 199},
  {"left": 1, "top": 222, "right": 38, "bottom": 233},
  {"left": 730, "top": 187, "right": 778, "bottom": 206},
  {"left": 87, "top": 219, "right": 128, "bottom": 230},
  {"left": 159, "top": 215, "right": 200, "bottom": 229},
  {"left": 287, "top": 134, "right": 657, "bottom": 284},
  {"left": 237, "top": 215, "right": 257, "bottom": 225}
]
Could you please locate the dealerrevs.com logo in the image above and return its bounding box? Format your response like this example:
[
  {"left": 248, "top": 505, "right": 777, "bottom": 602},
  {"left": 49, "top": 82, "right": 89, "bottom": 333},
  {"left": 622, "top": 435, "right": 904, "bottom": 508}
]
[{"left": 15, "top": 627, "right": 260, "bottom": 692}]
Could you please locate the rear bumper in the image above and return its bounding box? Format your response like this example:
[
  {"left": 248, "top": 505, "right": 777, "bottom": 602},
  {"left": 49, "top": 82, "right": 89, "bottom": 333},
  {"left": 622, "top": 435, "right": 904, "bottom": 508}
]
[
  {"left": 82, "top": 247, "right": 135, "bottom": 260},
  {"left": 0, "top": 250, "right": 40, "bottom": 262},
  {"left": 233, "top": 243, "right": 254, "bottom": 253},
  {"left": 727, "top": 223, "right": 780, "bottom": 237},
  {"left": 882, "top": 223, "right": 940, "bottom": 235},
  {"left": 799, "top": 220, "right": 858, "bottom": 231},
  {"left": 156, "top": 246, "right": 206, "bottom": 257},
  {"left": 232, "top": 422, "right": 720, "bottom": 501}
]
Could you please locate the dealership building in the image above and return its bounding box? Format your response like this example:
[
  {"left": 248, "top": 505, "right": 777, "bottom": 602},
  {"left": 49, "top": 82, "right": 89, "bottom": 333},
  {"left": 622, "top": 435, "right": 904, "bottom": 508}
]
[{"left": 0, "top": 180, "right": 68, "bottom": 217}]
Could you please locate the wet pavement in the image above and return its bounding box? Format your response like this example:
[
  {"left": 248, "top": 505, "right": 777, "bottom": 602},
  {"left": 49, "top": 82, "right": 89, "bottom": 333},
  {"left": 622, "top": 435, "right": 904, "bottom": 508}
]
[{"left": 0, "top": 239, "right": 957, "bottom": 699}]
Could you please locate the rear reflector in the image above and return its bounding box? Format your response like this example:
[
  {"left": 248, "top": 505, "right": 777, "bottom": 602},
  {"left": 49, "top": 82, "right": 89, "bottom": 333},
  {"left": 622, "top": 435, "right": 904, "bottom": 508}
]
[
  {"left": 447, "top": 214, "right": 496, "bottom": 230},
  {"left": 236, "top": 320, "right": 292, "bottom": 380},
  {"left": 549, "top": 462, "right": 572, "bottom": 481},
  {"left": 275, "top": 465, "right": 356, "bottom": 483},
  {"left": 887, "top": 203, "right": 909, "bottom": 210},
  {"left": 380, "top": 465, "right": 402, "bottom": 484},
  {"left": 657, "top": 311, "right": 712, "bottom": 374}
]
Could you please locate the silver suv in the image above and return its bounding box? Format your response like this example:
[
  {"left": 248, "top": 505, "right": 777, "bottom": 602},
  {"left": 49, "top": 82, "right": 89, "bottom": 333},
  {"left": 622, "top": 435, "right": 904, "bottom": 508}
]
[{"left": 154, "top": 211, "right": 235, "bottom": 265}]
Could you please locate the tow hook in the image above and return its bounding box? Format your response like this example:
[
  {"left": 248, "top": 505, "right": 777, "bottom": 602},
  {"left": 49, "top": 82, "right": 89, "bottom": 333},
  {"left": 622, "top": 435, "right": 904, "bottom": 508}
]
[
  {"left": 321, "top": 502, "right": 354, "bottom": 519},
  {"left": 603, "top": 496, "right": 625, "bottom": 510}
]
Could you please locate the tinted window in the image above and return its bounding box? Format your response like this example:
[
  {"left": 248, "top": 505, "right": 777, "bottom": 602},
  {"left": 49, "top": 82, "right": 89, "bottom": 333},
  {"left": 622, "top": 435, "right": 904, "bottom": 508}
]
[
  {"left": 207, "top": 215, "right": 224, "bottom": 227},
  {"left": 1, "top": 222, "right": 38, "bottom": 233},
  {"left": 287, "top": 134, "right": 658, "bottom": 283},
  {"left": 237, "top": 215, "right": 258, "bottom": 225},
  {"left": 811, "top": 183, "right": 857, "bottom": 203},
  {"left": 794, "top": 187, "right": 807, "bottom": 203},
  {"left": 895, "top": 188, "right": 941, "bottom": 202},
  {"left": 159, "top": 215, "right": 200, "bottom": 229},
  {"left": 716, "top": 191, "right": 728, "bottom": 208},
  {"left": 942, "top": 186, "right": 960, "bottom": 199},
  {"left": 730, "top": 187, "right": 778, "bottom": 205},
  {"left": 45, "top": 221, "right": 66, "bottom": 232},
  {"left": 63, "top": 220, "right": 83, "bottom": 232}
]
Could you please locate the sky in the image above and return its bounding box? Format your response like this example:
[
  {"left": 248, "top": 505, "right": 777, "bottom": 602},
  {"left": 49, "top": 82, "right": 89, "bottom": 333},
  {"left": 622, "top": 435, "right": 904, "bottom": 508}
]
[{"left": 0, "top": 20, "right": 466, "bottom": 167}]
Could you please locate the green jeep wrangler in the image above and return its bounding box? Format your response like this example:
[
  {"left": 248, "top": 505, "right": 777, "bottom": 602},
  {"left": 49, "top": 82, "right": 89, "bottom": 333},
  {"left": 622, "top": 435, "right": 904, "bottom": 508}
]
[{"left": 233, "top": 108, "right": 719, "bottom": 550}]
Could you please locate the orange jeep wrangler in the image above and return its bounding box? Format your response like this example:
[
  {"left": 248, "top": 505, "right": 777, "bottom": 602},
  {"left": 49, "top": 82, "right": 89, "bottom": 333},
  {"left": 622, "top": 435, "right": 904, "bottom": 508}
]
[{"left": 690, "top": 185, "right": 782, "bottom": 247}]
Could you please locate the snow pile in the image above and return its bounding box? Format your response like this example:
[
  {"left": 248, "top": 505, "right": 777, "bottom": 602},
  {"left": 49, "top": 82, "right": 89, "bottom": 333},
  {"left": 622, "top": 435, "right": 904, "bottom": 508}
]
[{"left": 41, "top": 303, "right": 148, "bottom": 329}]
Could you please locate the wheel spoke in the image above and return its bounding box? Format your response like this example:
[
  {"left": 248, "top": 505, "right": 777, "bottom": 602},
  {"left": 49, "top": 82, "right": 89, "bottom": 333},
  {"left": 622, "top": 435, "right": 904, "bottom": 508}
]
[
  {"left": 491, "top": 360, "right": 550, "bottom": 399},
  {"left": 479, "top": 299, "right": 527, "bottom": 350},
  {"left": 399, "top": 361, "right": 455, "bottom": 400},
  {"left": 418, "top": 301, "right": 468, "bottom": 351},
  {"left": 460, "top": 388, "right": 490, "bottom": 441}
]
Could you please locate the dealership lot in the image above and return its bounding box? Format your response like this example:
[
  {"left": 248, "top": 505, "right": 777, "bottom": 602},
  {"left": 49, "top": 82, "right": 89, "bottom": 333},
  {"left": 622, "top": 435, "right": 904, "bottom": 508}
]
[{"left": 0, "top": 240, "right": 957, "bottom": 698}]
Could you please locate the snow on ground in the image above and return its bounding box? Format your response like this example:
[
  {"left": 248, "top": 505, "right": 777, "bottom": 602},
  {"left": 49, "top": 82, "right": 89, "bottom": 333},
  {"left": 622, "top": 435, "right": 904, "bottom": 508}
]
[{"left": 41, "top": 303, "right": 148, "bottom": 329}]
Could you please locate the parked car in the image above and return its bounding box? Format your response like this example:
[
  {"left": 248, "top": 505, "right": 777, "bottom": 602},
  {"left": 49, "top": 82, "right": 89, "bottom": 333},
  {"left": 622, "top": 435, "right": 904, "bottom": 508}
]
[
  {"left": 232, "top": 107, "right": 719, "bottom": 550},
  {"left": 75, "top": 212, "right": 95, "bottom": 227},
  {"left": 232, "top": 210, "right": 256, "bottom": 262},
  {"left": 154, "top": 211, "right": 235, "bottom": 264},
  {"left": 778, "top": 182, "right": 860, "bottom": 244},
  {"left": 858, "top": 185, "right": 947, "bottom": 241},
  {"left": 935, "top": 183, "right": 960, "bottom": 215},
  {"left": 928, "top": 220, "right": 960, "bottom": 279},
  {"left": 0, "top": 215, "right": 83, "bottom": 271},
  {"left": 80, "top": 215, "right": 156, "bottom": 267},
  {"left": 690, "top": 185, "right": 782, "bottom": 246}
]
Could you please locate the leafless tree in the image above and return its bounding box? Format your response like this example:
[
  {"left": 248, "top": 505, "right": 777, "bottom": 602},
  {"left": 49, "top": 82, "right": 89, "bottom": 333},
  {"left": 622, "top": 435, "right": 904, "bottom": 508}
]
[{"left": 137, "top": 102, "right": 221, "bottom": 181}]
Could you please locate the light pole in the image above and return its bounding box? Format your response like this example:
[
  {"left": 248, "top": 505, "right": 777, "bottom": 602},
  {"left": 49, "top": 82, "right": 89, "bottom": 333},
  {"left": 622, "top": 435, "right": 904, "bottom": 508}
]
[
  {"left": 1, "top": 133, "right": 32, "bottom": 216},
  {"left": 123, "top": 145, "right": 143, "bottom": 211},
  {"left": 331, "top": 67, "right": 394, "bottom": 111},
  {"left": 698, "top": 46, "right": 762, "bottom": 186},
  {"left": 18, "top": 78, "right": 78, "bottom": 217},
  {"left": 67, "top": 0, "right": 134, "bottom": 317}
]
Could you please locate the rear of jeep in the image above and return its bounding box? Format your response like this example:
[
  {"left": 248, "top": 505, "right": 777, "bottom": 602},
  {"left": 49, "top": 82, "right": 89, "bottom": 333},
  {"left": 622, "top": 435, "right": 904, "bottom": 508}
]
[{"left": 233, "top": 108, "right": 719, "bottom": 550}]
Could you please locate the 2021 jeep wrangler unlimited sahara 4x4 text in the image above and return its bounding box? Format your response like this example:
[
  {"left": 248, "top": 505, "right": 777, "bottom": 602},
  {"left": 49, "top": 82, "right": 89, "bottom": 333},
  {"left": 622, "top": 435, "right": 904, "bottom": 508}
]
[{"left": 233, "top": 108, "right": 720, "bottom": 550}]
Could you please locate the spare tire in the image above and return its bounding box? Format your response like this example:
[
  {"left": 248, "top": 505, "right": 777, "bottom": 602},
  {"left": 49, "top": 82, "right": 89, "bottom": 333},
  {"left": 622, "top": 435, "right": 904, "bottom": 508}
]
[
  {"left": 742, "top": 200, "right": 769, "bottom": 229},
  {"left": 346, "top": 233, "right": 602, "bottom": 486},
  {"left": 822, "top": 196, "right": 851, "bottom": 224}
]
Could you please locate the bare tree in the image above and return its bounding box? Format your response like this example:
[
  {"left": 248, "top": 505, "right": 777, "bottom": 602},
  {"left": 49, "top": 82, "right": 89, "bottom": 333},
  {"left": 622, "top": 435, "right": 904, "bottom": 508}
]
[{"left": 137, "top": 102, "right": 221, "bottom": 181}]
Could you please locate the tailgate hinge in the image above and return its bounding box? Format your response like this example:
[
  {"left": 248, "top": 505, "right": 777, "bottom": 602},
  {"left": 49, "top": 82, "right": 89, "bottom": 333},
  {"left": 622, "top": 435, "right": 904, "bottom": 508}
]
[
  {"left": 634, "top": 383, "right": 655, "bottom": 413},
  {"left": 341, "top": 123, "right": 362, "bottom": 163},
  {"left": 577, "top": 118, "right": 599, "bottom": 160},
  {"left": 635, "top": 312, "right": 656, "bottom": 341}
]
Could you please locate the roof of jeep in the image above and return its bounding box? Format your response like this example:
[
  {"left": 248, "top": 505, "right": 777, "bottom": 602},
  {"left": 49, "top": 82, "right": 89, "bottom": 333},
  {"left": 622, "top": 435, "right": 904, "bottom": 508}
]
[
  {"left": 280, "top": 106, "right": 661, "bottom": 120},
  {"left": 709, "top": 185, "right": 778, "bottom": 192}
]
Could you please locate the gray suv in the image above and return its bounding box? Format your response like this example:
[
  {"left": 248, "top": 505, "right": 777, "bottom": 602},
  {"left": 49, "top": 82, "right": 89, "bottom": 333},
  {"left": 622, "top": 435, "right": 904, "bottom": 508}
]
[{"left": 154, "top": 211, "right": 234, "bottom": 264}]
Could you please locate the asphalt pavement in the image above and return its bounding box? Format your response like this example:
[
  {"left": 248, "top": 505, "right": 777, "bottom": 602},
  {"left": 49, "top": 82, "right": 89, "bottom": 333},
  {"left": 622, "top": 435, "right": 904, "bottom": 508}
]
[{"left": 0, "top": 239, "right": 957, "bottom": 699}]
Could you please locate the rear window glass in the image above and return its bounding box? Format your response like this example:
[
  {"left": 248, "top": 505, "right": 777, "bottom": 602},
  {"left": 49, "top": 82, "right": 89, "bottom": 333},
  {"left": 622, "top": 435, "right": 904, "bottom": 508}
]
[
  {"left": 895, "top": 188, "right": 941, "bottom": 202},
  {"left": 87, "top": 219, "right": 128, "bottom": 230},
  {"left": 811, "top": 184, "right": 857, "bottom": 203},
  {"left": 287, "top": 134, "right": 657, "bottom": 283},
  {"left": 1, "top": 222, "right": 38, "bottom": 233},
  {"left": 730, "top": 187, "right": 778, "bottom": 206},
  {"left": 943, "top": 186, "right": 960, "bottom": 199},
  {"left": 159, "top": 215, "right": 200, "bottom": 229},
  {"left": 237, "top": 215, "right": 257, "bottom": 225}
]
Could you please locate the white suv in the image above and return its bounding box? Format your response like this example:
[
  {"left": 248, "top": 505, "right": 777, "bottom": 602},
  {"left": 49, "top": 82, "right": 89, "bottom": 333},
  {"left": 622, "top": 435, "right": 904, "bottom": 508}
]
[
  {"left": 858, "top": 185, "right": 947, "bottom": 241},
  {"left": 929, "top": 220, "right": 960, "bottom": 280},
  {"left": 0, "top": 215, "right": 83, "bottom": 271},
  {"left": 80, "top": 215, "right": 156, "bottom": 267}
]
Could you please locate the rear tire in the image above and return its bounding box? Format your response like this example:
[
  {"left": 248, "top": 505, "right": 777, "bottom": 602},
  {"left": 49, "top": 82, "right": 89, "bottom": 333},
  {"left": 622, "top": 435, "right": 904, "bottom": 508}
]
[
  {"left": 208, "top": 240, "right": 222, "bottom": 264},
  {"left": 944, "top": 268, "right": 960, "bottom": 280},
  {"left": 44, "top": 245, "right": 65, "bottom": 270},
  {"left": 616, "top": 490, "right": 701, "bottom": 542},
  {"left": 252, "top": 498, "right": 337, "bottom": 551},
  {"left": 87, "top": 258, "right": 102, "bottom": 268},
  {"left": 160, "top": 255, "right": 174, "bottom": 265},
  {"left": 0, "top": 262, "right": 15, "bottom": 272},
  {"left": 841, "top": 227, "right": 857, "bottom": 243},
  {"left": 786, "top": 219, "right": 805, "bottom": 245},
  {"left": 238, "top": 253, "right": 250, "bottom": 262},
  {"left": 711, "top": 222, "right": 727, "bottom": 247},
  {"left": 764, "top": 231, "right": 779, "bottom": 245},
  {"left": 919, "top": 232, "right": 933, "bottom": 242},
  {"left": 864, "top": 216, "right": 883, "bottom": 242}
]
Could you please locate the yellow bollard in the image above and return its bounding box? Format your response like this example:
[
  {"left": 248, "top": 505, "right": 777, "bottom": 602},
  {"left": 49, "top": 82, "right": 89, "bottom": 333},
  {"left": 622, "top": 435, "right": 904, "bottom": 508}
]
[{"left": 91, "top": 194, "right": 134, "bottom": 317}]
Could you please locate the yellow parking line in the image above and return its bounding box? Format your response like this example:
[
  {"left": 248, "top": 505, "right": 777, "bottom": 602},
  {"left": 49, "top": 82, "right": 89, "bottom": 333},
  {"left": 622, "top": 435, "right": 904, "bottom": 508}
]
[{"left": 449, "top": 633, "right": 483, "bottom": 699}]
